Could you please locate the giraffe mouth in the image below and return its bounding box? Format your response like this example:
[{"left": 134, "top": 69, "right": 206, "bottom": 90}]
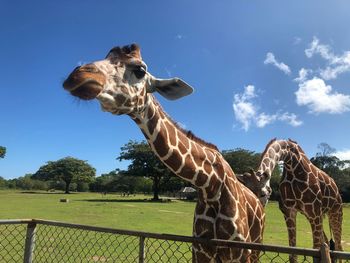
[
  {"left": 67, "top": 79, "right": 104, "bottom": 100},
  {"left": 63, "top": 64, "right": 106, "bottom": 100}
]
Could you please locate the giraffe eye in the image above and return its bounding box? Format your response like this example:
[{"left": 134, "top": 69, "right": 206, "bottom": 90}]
[{"left": 132, "top": 66, "right": 146, "bottom": 79}]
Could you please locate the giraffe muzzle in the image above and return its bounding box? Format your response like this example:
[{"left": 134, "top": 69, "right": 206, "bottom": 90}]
[{"left": 63, "top": 64, "right": 106, "bottom": 100}]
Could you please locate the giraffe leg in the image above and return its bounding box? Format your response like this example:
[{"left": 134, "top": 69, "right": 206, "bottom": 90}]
[
  {"left": 192, "top": 242, "right": 216, "bottom": 263},
  {"left": 307, "top": 216, "right": 325, "bottom": 263},
  {"left": 216, "top": 247, "right": 252, "bottom": 263},
  {"left": 308, "top": 216, "right": 325, "bottom": 249},
  {"left": 328, "top": 211, "right": 343, "bottom": 252},
  {"left": 249, "top": 249, "right": 258, "bottom": 263},
  {"left": 280, "top": 207, "right": 297, "bottom": 263}
]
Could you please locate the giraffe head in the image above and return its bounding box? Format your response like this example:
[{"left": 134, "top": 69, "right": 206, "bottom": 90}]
[
  {"left": 63, "top": 44, "right": 193, "bottom": 115},
  {"left": 236, "top": 169, "right": 272, "bottom": 206}
]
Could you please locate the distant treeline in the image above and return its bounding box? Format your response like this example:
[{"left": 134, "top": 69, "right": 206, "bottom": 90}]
[{"left": 1, "top": 141, "right": 350, "bottom": 202}]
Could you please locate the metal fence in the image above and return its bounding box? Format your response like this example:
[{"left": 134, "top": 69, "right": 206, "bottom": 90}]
[{"left": 0, "top": 219, "right": 349, "bottom": 263}]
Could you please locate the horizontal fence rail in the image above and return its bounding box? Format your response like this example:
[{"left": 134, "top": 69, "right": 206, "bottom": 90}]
[{"left": 0, "top": 219, "right": 349, "bottom": 262}]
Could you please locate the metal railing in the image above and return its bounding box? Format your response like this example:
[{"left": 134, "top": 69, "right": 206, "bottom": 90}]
[{"left": 0, "top": 219, "right": 349, "bottom": 262}]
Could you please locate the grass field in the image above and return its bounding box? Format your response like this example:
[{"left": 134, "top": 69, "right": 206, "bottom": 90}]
[{"left": 0, "top": 190, "right": 349, "bottom": 251}]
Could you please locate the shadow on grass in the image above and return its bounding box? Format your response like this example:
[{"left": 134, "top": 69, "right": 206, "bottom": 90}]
[
  {"left": 20, "top": 191, "right": 76, "bottom": 195},
  {"left": 79, "top": 198, "right": 173, "bottom": 203}
]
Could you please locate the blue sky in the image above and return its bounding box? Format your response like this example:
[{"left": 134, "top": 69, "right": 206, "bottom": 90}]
[{"left": 1, "top": 0, "right": 350, "bottom": 179}]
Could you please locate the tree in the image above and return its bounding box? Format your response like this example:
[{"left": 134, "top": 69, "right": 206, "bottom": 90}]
[
  {"left": 222, "top": 148, "right": 260, "bottom": 174},
  {"left": 316, "top": 142, "right": 336, "bottom": 157},
  {"left": 0, "top": 146, "right": 6, "bottom": 159},
  {"left": 117, "top": 140, "right": 176, "bottom": 200},
  {"left": 310, "top": 142, "right": 344, "bottom": 179},
  {"left": 90, "top": 170, "right": 153, "bottom": 194},
  {"left": 33, "top": 157, "right": 96, "bottom": 193},
  {"left": 0, "top": 176, "right": 7, "bottom": 188},
  {"left": 310, "top": 142, "right": 350, "bottom": 201},
  {"left": 89, "top": 170, "right": 118, "bottom": 193}
]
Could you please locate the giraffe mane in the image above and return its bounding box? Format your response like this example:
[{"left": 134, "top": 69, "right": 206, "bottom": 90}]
[
  {"left": 287, "top": 138, "right": 298, "bottom": 145},
  {"left": 287, "top": 138, "right": 307, "bottom": 155},
  {"left": 153, "top": 97, "right": 219, "bottom": 151},
  {"left": 259, "top": 137, "right": 277, "bottom": 162}
]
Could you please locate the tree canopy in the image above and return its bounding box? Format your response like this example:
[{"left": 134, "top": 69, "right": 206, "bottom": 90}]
[
  {"left": 222, "top": 148, "right": 260, "bottom": 174},
  {"left": 117, "top": 140, "right": 185, "bottom": 200},
  {"left": 32, "top": 157, "right": 96, "bottom": 193},
  {"left": 0, "top": 146, "right": 6, "bottom": 159},
  {"left": 310, "top": 142, "right": 350, "bottom": 201},
  {"left": 89, "top": 170, "right": 153, "bottom": 194}
]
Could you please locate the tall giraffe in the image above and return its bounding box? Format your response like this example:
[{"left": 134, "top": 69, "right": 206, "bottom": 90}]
[
  {"left": 240, "top": 138, "right": 343, "bottom": 262},
  {"left": 63, "top": 44, "right": 265, "bottom": 262}
]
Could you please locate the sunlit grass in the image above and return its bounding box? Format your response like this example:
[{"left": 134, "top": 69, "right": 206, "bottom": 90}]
[{"left": 0, "top": 190, "right": 349, "bottom": 251}]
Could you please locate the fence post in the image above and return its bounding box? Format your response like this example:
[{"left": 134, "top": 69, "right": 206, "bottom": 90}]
[
  {"left": 23, "top": 222, "right": 37, "bottom": 263},
  {"left": 320, "top": 242, "right": 331, "bottom": 263},
  {"left": 139, "top": 236, "right": 145, "bottom": 263}
]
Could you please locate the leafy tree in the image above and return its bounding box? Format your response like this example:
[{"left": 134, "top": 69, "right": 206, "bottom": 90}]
[
  {"left": 117, "top": 140, "right": 176, "bottom": 200},
  {"left": 0, "top": 146, "right": 6, "bottom": 159},
  {"left": 13, "top": 174, "right": 48, "bottom": 190},
  {"left": 33, "top": 157, "right": 96, "bottom": 193},
  {"left": 310, "top": 142, "right": 350, "bottom": 201},
  {"left": 222, "top": 148, "right": 260, "bottom": 174},
  {"left": 316, "top": 142, "right": 336, "bottom": 157},
  {"left": 0, "top": 176, "right": 7, "bottom": 188},
  {"left": 90, "top": 170, "right": 153, "bottom": 194},
  {"left": 89, "top": 171, "right": 117, "bottom": 193},
  {"left": 310, "top": 142, "right": 344, "bottom": 179}
]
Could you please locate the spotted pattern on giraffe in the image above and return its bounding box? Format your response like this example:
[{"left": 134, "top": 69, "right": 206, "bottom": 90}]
[
  {"left": 63, "top": 43, "right": 265, "bottom": 263},
  {"left": 240, "top": 138, "right": 343, "bottom": 263}
]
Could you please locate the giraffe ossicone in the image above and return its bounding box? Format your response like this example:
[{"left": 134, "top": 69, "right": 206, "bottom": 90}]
[{"left": 63, "top": 43, "right": 265, "bottom": 263}]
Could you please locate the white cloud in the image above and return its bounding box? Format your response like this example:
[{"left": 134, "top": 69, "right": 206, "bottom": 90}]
[
  {"left": 305, "top": 37, "right": 334, "bottom": 61},
  {"left": 256, "top": 112, "right": 302, "bottom": 128},
  {"left": 295, "top": 77, "right": 350, "bottom": 114},
  {"left": 305, "top": 37, "right": 350, "bottom": 80},
  {"left": 335, "top": 149, "right": 350, "bottom": 161},
  {"left": 278, "top": 112, "right": 303, "bottom": 127},
  {"left": 264, "top": 52, "right": 291, "bottom": 75},
  {"left": 233, "top": 85, "right": 302, "bottom": 131},
  {"left": 233, "top": 85, "right": 257, "bottom": 131},
  {"left": 294, "top": 68, "right": 312, "bottom": 83},
  {"left": 256, "top": 113, "right": 277, "bottom": 128},
  {"left": 320, "top": 62, "right": 350, "bottom": 80}
]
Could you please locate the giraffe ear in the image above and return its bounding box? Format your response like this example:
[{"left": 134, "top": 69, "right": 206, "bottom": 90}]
[
  {"left": 148, "top": 77, "right": 194, "bottom": 100},
  {"left": 236, "top": 174, "right": 249, "bottom": 185}
]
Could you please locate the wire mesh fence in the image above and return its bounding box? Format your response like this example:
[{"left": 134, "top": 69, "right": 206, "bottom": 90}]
[{"left": 0, "top": 219, "right": 349, "bottom": 263}]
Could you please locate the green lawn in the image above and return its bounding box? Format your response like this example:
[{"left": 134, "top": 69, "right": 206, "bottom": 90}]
[{"left": 0, "top": 190, "right": 349, "bottom": 251}]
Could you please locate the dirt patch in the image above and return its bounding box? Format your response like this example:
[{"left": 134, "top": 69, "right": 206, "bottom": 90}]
[
  {"left": 91, "top": 256, "right": 108, "bottom": 262},
  {"left": 158, "top": 209, "right": 186, "bottom": 214}
]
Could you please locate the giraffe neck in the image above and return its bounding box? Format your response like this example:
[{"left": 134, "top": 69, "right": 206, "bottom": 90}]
[
  {"left": 130, "top": 95, "right": 222, "bottom": 194},
  {"left": 258, "top": 139, "right": 292, "bottom": 176}
]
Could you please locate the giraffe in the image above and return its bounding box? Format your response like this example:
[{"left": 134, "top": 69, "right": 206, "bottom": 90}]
[
  {"left": 63, "top": 44, "right": 265, "bottom": 262},
  {"left": 239, "top": 138, "right": 343, "bottom": 262}
]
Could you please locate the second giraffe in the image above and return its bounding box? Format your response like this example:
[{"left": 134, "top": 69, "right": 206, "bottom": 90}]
[{"left": 239, "top": 138, "right": 343, "bottom": 263}]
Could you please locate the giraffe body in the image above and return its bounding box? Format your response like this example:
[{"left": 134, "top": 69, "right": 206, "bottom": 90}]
[
  {"left": 242, "top": 139, "right": 343, "bottom": 262},
  {"left": 63, "top": 44, "right": 265, "bottom": 262}
]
